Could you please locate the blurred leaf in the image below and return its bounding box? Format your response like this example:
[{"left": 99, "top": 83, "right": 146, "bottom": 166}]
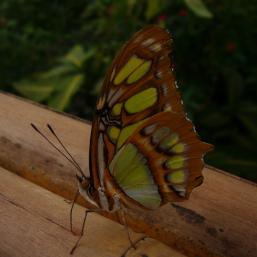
[
  {"left": 61, "top": 45, "right": 95, "bottom": 68},
  {"left": 13, "top": 44, "right": 92, "bottom": 111},
  {"left": 127, "top": 0, "right": 137, "bottom": 8},
  {"left": 224, "top": 69, "right": 243, "bottom": 107},
  {"left": 145, "top": 0, "right": 163, "bottom": 20},
  {"left": 14, "top": 79, "right": 54, "bottom": 102},
  {"left": 200, "top": 111, "right": 231, "bottom": 128},
  {"left": 238, "top": 115, "right": 257, "bottom": 139},
  {"left": 91, "top": 77, "right": 104, "bottom": 95},
  {"left": 184, "top": 0, "right": 213, "bottom": 18},
  {"left": 38, "top": 65, "right": 77, "bottom": 79},
  {"left": 48, "top": 74, "right": 84, "bottom": 111}
]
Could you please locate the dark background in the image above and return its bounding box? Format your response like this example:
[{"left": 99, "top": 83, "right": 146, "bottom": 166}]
[{"left": 0, "top": 0, "right": 256, "bottom": 181}]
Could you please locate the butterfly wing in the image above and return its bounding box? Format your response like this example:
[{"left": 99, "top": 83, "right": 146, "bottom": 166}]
[
  {"left": 89, "top": 26, "right": 212, "bottom": 210},
  {"left": 108, "top": 111, "right": 212, "bottom": 209}
]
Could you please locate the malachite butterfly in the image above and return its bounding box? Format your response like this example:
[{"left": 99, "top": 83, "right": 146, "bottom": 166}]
[
  {"left": 79, "top": 25, "right": 213, "bottom": 211},
  {"left": 32, "top": 25, "right": 213, "bottom": 254}
]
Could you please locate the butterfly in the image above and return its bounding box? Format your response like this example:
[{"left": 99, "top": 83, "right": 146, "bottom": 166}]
[
  {"left": 32, "top": 25, "right": 212, "bottom": 255},
  {"left": 78, "top": 25, "right": 212, "bottom": 213}
]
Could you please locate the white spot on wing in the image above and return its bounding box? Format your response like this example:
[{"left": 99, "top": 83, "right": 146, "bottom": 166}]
[
  {"left": 142, "top": 124, "right": 157, "bottom": 135},
  {"left": 161, "top": 83, "right": 168, "bottom": 96},
  {"left": 110, "top": 67, "right": 116, "bottom": 81},
  {"left": 108, "top": 87, "right": 124, "bottom": 107},
  {"left": 149, "top": 43, "right": 162, "bottom": 52},
  {"left": 156, "top": 70, "right": 163, "bottom": 79},
  {"left": 96, "top": 95, "right": 106, "bottom": 110},
  {"left": 172, "top": 185, "right": 186, "bottom": 197},
  {"left": 142, "top": 38, "right": 155, "bottom": 47},
  {"left": 163, "top": 103, "right": 172, "bottom": 112}
]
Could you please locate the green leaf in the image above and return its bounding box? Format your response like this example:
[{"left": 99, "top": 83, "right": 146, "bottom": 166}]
[
  {"left": 238, "top": 115, "right": 257, "bottom": 139},
  {"left": 184, "top": 0, "right": 213, "bottom": 18},
  {"left": 62, "top": 45, "right": 94, "bottom": 68},
  {"left": 14, "top": 80, "right": 54, "bottom": 102},
  {"left": 48, "top": 74, "right": 84, "bottom": 111},
  {"left": 91, "top": 77, "right": 104, "bottom": 95},
  {"left": 127, "top": 0, "right": 137, "bottom": 8},
  {"left": 38, "top": 64, "right": 77, "bottom": 79},
  {"left": 145, "top": 0, "right": 163, "bottom": 20}
]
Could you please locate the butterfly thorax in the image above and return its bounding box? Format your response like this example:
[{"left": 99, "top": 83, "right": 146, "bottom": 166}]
[
  {"left": 77, "top": 176, "right": 100, "bottom": 208},
  {"left": 77, "top": 175, "right": 122, "bottom": 212}
]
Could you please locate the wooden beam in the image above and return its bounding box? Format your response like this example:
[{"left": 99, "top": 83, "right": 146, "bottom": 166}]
[
  {"left": 0, "top": 92, "right": 257, "bottom": 257},
  {"left": 0, "top": 166, "right": 182, "bottom": 257}
]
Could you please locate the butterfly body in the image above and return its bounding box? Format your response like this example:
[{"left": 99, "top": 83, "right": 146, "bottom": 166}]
[{"left": 79, "top": 25, "right": 212, "bottom": 213}]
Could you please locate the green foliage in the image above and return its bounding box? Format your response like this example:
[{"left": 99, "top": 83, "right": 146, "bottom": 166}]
[
  {"left": 184, "top": 0, "right": 213, "bottom": 18},
  {"left": 14, "top": 45, "right": 93, "bottom": 111},
  {"left": 0, "top": 0, "right": 256, "bottom": 181}
]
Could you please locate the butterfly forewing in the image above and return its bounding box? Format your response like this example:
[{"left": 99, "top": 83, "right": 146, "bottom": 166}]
[{"left": 89, "top": 26, "right": 212, "bottom": 210}]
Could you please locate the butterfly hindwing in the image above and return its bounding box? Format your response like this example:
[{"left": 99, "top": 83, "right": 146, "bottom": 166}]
[
  {"left": 109, "top": 142, "right": 162, "bottom": 209},
  {"left": 108, "top": 111, "right": 212, "bottom": 209}
]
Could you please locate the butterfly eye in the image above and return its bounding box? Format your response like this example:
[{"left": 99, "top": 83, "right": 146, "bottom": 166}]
[{"left": 88, "top": 184, "right": 95, "bottom": 196}]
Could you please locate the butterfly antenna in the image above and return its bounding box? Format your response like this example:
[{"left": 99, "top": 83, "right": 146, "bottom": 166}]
[
  {"left": 31, "top": 123, "right": 86, "bottom": 178},
  {"left": 46, "top": 124, "right": 86, "bottom": 178}
]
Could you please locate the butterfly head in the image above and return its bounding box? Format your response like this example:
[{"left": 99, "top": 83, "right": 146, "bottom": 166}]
[{"left": 76, "top": 175, "right": 99, "bottom": 208}]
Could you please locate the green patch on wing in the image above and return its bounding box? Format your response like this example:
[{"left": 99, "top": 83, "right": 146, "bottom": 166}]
[
  {"left": 124, "top": 87, "right": 157, "bottom": 114},
  {"left": 117, "top": 120, "right": 145, "bottom": 149},
  {"left": 109, "top": 143, "right": 161, "bottom": 209},
  {"left": 114, "top": 55, "right": 143, "bottom": 85}
]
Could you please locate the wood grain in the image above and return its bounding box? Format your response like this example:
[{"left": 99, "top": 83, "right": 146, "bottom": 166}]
[
  {"left": 0, "top": 92, "right": 257, "bottom": 257},
  {"left": 0, "top": 166, "right": 182, "bottom": 257}
]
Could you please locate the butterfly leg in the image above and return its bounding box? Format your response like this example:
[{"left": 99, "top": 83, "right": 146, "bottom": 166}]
[
  {"left": 119, "top": 207, "right": 136, "bottom": 250},
  {"left": 70, "top": 208, "right": 100, "bottom": 255},
  {"left": 70, "top": 189, "right": 80, "bottom": 234},
  {"left": 118, "top": 203, "right": 147, "bottom": 257},
  {"left": 120, "top": 236, "right": 147, "bottom": 257}
]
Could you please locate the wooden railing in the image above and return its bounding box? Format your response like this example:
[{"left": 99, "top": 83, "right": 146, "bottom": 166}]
[{"left": 0, "top": 92, "right": 256, "bottom": 257}]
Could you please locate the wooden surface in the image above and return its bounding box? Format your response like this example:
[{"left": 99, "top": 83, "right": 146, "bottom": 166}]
[
  {"left": 0, "top": 92, "right": 257, "bottom": 257},
  {"left": 0, "top": 167, "right": 182, "bottom": 257}
]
